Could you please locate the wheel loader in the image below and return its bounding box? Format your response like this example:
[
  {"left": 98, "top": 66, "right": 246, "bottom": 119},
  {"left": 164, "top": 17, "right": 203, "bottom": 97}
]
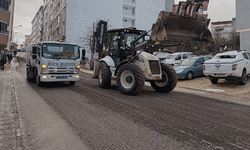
[{"left": 91, "top": 0, "right": 213, "bottom": 95}]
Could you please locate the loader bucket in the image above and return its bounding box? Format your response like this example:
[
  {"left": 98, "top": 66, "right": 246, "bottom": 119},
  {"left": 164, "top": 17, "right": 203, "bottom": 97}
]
[{"left": 151, "top": 11, "right": 213, "bottom": 45}]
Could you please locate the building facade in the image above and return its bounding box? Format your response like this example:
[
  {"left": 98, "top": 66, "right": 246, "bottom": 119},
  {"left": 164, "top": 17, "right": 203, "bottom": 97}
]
[
  {"left": 31, "top": 6, "right": 44, "bottom": 43},
  {"left": 173, "top": 0, "right": 209, "bottom": 18},
  {"left": 38, "top": 0, "right": 173, "bottom": 46},
  {"left": 24, "top": 35, "right": 32, "bottom": 47},
  {"left": 6, "top": 0, "right": 14, "bottom": 51},
  {"left": 211, "top": 20, "right": 233, "bottom": 44},
  {"left": 0, "top": 0, "right": 11, "bottom": 56},
  {"left": 236, "top": 0, "right": 250, "bottom": 50}
]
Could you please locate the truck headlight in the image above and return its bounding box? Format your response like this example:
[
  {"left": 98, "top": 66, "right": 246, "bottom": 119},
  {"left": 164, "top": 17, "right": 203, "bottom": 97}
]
[
  {"left": 75, "top": 65, "right": 80, "bottom": 73},
  {"left": 41, "top": 64, "right": 48, "bottom": 74}
]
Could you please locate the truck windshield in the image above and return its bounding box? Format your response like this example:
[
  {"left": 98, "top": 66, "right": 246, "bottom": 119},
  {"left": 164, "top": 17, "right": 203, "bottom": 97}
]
[{"left": 42, "top": 43, "right": 80, "bottom": 59}]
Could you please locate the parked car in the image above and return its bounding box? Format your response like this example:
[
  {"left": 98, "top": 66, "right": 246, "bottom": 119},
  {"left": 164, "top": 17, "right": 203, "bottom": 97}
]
[
  {"left": 155, "top": 52, "right": 170, "bottom": 62},
  {"left": 174, "top": 56, "right": 212, "bottom": 80},
  {"left": 162, "top": 52, "right": 193, "bottom": 66},
  {"left": 203, "top": 50, "right": 250, "bottom": 85}
]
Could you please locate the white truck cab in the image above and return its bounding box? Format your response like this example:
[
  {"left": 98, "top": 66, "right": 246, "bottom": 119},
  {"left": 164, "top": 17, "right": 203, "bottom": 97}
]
[
  {"left": 162, "top": 52, "right": 193, "bottom": 66},
  {"left": 25, "top": 41, "right": 85, "bottom": 86}
]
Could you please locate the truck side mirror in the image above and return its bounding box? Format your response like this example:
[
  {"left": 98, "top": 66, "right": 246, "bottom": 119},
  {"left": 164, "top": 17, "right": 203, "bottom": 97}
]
[
  {"left": 32, "top": 46, "right": 37, "bottom": 54},
  {"left": 82, "top": 49, "right": 85, "bottom": 60}
]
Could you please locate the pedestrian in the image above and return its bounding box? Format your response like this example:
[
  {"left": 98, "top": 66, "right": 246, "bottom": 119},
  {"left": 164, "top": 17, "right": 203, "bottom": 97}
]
[
  {"left": 8, "top": 54, "right": 13, "bottom": 64},
  {"left": 0, "top": 56, "right": 4, "bottom": 71},
  {"left": 14, "top": 50, "right": 17, "bottom": 57}
]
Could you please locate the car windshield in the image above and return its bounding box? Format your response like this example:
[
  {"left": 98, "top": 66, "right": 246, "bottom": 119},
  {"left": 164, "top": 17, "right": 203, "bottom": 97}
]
[
  {"left": 165, "top": 55, "right": 175, "bottom": 60},
  {"left": 42, "top": 43, "right": 80, "bottom": 59},
  {"left": 180, "top": 58, "right": 196, "bottom": 66}
]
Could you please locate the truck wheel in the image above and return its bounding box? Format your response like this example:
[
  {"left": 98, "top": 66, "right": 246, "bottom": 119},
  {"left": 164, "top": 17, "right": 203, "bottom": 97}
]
[
  {"left": 117, "top": 63, "right": 144, "bottom": 95},
  {"left": 69, "top": 81, "right": 75, "bottom": 85},
  {"left": 36, "top": 75, "right": 42, "bottom": 87},
  {"left": 186, "top": 71, "right": 193, "bottom": 80},
  {"left": 210, "top": 79, "right": 218, "bottom": 84},
  {"left": 238, "top": 70, "right": 247, "bottom": 85},
  {"left": 98, "top": 62, "right": 111, "bottom": 88},
  {"left": 150, "top": 63, "right": 177, "bottom": 93},
  {"left": 26, "top": 67, "right": 31, "bottom": 81}
]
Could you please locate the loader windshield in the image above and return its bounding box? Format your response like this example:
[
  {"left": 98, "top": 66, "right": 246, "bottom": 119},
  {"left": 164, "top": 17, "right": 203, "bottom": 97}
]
[
  {"left": 42, "top": 43, "right": 80, "bottom": 59},
  {"left": 125, "top": 33, "right": 144, "bottom": 47}
]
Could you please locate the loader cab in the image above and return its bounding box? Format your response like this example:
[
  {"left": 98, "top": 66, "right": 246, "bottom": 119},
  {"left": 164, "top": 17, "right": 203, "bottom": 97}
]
[{"left": 106, "top": 28, "right": 145, "bottom": 67}]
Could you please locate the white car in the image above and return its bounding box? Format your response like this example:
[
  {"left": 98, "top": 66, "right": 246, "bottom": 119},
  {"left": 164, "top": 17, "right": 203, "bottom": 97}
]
[
  {"left": 203, "top": 50, "right": 250, "bottom": 85},
  {"left": 162, "top": 52, "right": 193, "bottom": 66}
]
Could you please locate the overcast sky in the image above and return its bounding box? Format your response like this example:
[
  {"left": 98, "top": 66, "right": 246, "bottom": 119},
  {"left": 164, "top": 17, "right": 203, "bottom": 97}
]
[{"left": 13, "top": 0, "right": 235, "bottom": 45}]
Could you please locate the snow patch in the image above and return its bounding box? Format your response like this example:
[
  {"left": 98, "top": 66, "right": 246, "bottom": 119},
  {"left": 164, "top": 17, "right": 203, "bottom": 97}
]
[{"left": 205, "top": 89, "right": 225, "bottom": 92}]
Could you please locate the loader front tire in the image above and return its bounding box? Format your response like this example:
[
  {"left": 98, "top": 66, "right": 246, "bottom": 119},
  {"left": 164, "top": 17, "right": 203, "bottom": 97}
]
[
  {"left": 117, "top": 63, "right": 145, "bottom": 95},
  {"left": 150, "top": 63, "right": 177, "bottom": 93},
  {"left": 98, "top": 62, "right": 111, "bottom": 88}
]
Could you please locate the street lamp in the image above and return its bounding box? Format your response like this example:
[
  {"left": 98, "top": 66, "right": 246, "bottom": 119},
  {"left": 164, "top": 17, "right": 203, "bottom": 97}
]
[{"left": 12, "top": 25, "right": 22, "bottom": 42}]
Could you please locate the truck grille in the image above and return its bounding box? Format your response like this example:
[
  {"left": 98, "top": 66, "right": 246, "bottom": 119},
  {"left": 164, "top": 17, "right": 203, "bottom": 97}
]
[
  {"left": 48, "top": 68, "right": 75, "bottom": 74},
  {"left": 148, "top": 60, "right": 161, "bottom": 74}
]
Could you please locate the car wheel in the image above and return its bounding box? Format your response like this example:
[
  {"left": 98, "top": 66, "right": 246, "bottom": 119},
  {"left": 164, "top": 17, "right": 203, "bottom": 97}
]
[
  {"left": 186, "top": 71, "right": 193, "bottom": 80},
  {"left": 238, "top": 70, "right": 247, "bottom": 85},
  {"left": 210, "top": 79, "right": 218, "bottom": 84}
]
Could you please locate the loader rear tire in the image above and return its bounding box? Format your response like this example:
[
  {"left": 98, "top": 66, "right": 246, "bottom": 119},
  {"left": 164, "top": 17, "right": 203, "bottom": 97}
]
[
  {"left": 117, "top": 63, "right": 145, "bottom": 95},
  {"left": 150, "top": 63, "right": 177, "bottom": 93},
  {"left": 98, "top": 62, "right": 111, "bottom": 88}
]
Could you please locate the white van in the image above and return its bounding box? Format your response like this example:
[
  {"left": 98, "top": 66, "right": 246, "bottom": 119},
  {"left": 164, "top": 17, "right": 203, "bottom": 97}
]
[{"left": 162, "top": 52, "right": 193, "bottom": 66}]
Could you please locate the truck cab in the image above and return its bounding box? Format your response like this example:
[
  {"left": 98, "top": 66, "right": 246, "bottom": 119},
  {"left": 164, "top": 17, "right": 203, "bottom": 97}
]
[{"left": 26, "top": 41, "right": 85, "bottom": 86}]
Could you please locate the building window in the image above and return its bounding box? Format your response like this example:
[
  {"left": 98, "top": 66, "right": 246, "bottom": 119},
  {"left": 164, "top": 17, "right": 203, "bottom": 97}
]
[
  {"left": 132, "top": 20, "right": 135, "bottom": 27},
  {"left": 132, "top": 8, "right": 135, "bottom": 15},
  {"left": 0, "top": 21, "right": 8, "bottom": 34},
  {"left": 0, "top": 0, "right": 9, "bottom": 11}
]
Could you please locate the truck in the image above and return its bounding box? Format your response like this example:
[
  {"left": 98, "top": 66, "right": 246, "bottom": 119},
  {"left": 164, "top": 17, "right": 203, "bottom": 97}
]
[
  {"left": 90, "top": 0, "right": 213, "bottom": 95},
  {"left": 25, "top": 41, "right": 85, "bottom": 86},
  {"left": 203, "top": 50, "right": 250, "bottom": 85}
]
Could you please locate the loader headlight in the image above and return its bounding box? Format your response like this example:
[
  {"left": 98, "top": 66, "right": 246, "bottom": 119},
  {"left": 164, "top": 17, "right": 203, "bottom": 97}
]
[{"left": 41, "top": 64, "right": 48, "bottom": 74}]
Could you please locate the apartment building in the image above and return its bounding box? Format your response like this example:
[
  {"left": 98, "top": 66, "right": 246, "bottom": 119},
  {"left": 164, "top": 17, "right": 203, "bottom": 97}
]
[
  {"left": 39, "top": 0, "right": 173, "bottom": 46},
  {"left": 0, "top": 0, "right": 13, "bottom": 56},
  {"left": 236, "top": 0, "right": 250, "bottom": 50},
  {"left": 31, "top": 6, "right": 44, "bottom": 43},
  {"left": 24, "top": 34, "right": 32, "bottom": 47}
]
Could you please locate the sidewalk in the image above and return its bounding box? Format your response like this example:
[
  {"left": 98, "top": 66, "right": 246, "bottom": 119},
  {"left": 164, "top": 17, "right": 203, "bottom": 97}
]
[{"left": 0, "top": 61, "right": 23, "bottom": 149}]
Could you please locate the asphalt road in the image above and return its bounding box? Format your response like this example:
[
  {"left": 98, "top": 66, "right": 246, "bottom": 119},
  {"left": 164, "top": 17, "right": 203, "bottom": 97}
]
[{"left": 14, "top": 55, "right": 250, "bottom": 150}]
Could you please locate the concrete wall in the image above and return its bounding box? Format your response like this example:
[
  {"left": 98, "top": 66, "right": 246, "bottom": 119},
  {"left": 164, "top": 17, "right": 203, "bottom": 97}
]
[{"left": 236, "top": 0, "right": 250, "bottom": 50}]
